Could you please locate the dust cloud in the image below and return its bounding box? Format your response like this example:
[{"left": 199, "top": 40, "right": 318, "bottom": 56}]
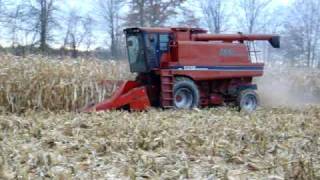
[{"left": 256, "top": 67, "right": 320, "bottom": 108}]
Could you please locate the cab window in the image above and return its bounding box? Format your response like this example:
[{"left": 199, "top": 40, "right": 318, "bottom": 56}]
[
  {"left": 127, "top": 35, "right": 140, "bottom": 64},
  {"left": 159, "top": 34, "right": 169, "bottom": 51},
  {"left": 145, "top": 33, "right": 159, "bottom": 69},
  {"left": 126, "top": 34, "right": 147, "bottom": 72}
]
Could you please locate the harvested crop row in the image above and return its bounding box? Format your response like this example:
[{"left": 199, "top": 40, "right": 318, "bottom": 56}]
[
  {"left": 0, "top": 55, "right": 132, "bottom": 112},
  {"left": 1, "top": 107, "right": 320, "bottom": 179}
]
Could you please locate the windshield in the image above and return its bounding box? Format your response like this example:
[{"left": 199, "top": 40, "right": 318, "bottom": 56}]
[
  {"left": 127, "top": 35, "right": 140, "bottom": 64},
  {"left": 126, "top": 34, "right": 146, "bottom": 72}
]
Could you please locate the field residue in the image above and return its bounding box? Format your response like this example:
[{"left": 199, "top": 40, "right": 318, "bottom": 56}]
[{"left": 1, "top": 108, "right": 320, "bottom": 179}]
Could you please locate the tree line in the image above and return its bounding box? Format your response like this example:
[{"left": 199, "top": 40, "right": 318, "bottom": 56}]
[{"left": 0, "top": 0, "right": 319, "bottom": 68}]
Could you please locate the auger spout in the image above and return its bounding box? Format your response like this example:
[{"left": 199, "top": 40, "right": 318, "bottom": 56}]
[{"left": 192, "top": 34, "right": 280, "bottom": 48}]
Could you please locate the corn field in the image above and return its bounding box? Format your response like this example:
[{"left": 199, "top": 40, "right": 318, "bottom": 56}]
[
  {"left": 0, "top": 56, "right": 320, "bottom": 179},
  {"left": 0, "top": 55, "right": 132, "bottom": 113}
]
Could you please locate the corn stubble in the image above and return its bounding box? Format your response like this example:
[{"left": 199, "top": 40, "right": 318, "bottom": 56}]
[
  {"left": 1, "top": 108, "right": 320, "bottom": 179},
  {"left": 0, "top": 56, "right": 320, "bottom": 179}
]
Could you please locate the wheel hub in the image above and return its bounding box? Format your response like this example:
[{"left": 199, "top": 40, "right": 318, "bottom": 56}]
[
  {"left": 242, "top": 94, "right": 257, "bottom": 112},
  {"left": 174, "top": 88, "right": 193, "bottom": 109}
]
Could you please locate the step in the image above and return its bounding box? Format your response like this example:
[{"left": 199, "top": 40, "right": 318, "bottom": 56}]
[
  {"left": 162, "top": 90, "right": 173, "bottom": 93},
  {"left": 162, "top": 98, "right": 174, "bottom": 101},
  {"left": 163, "top": 106, "right": 174, "bottom": 108}
]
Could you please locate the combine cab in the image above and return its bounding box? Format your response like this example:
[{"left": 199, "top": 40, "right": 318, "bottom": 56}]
[{"left": 84, "top": 27, "right": 280, "bottom": 112}]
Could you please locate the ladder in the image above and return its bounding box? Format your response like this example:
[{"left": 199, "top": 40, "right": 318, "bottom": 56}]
[{"left": 160, "top": 70, "right": 174, "bottom": 108}]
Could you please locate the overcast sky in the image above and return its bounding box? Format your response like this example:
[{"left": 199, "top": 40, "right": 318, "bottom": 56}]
[
  {"left": 65, "top": 0, "right": 291, "bottom": 11},
  {"left": 2, "top": 0, "right": 292, "bottom": 49},
  {"left": 61, "top": 0, "right": 291, "bottom": 49}
]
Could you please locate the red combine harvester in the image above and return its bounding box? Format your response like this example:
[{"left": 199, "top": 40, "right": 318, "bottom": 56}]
[{"left": 84, "top": 27, "right": 280, "bottom": 112}]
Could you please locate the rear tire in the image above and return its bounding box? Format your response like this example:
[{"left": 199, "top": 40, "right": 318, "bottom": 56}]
[
  {"left": 237, "top": 89, "right": 259, "bottom": 113},
  {"left": 173, "top": 77, "right": 200, "bottom": 109}
]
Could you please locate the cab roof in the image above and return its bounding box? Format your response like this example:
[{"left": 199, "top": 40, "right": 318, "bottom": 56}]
[{"left": 124, "top": 27, "right": 207, "bottom": 34}]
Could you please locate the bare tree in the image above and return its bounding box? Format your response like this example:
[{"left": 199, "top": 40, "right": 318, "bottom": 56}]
[
  {"left": 26, "top": 0, "right": 60, "bottom": 53},
  {"left": 201, "top": 0, "right": 229, "bottom": 33},
  {"left": 132, "top": 0, "right": 145, "bottom": 27},
  {"left": 126, "top": 0, "right": 186, "bottom": 27},
  {"left": 64, "top": 10, "right": 81, "bottom": 58},
  {"left": 7, "top": 4, "right": 24, "bottom": 48},
  {"left": 63, "top": 11, "right": 94, "bottom": 58},
  {"left": 238, "top": 0, "right": 271, "bottom": 33},
  {"left": 0, "top": 1, "right": 13, "bottom": 47},
  {"left": 177, "top": 6, "right": 200, "bottom": 27},
  {"left": 3, "top": 1, "right": 37, "bottom": 56},
  {"left": 283, "top": 0, "right": 320, "bottom": 67},
  {"left": 0, "top": 1, "right": 9, "bottom": 22},
  {"left": 97, "top": 0, "right": 124, "bottom": 59},
  {"left": 82, "top": 15, "right": 95, "bottom": 57}
]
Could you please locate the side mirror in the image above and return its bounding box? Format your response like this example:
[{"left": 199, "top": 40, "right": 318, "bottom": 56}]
[{"left": 269, "top": 36, "right": 280, "bottom": 48}]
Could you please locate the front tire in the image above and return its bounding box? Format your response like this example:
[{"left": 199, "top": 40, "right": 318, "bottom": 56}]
[
  {"left": 237, "top": 89, "right": 260, "bottom": 113},
  {"left": 173, "top": 77, "right": 200, "bottom": 109}
]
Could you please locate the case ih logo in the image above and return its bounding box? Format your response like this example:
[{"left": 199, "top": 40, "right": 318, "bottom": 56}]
[{"left": 219, "top": 49, "right": 235, "bottom": 56}]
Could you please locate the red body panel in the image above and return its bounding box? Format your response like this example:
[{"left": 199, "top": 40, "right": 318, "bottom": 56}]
[
  {"left": 176, "top": 41, "right": 249, "bottom": 64},
  {"left": 170, "top": 69, "right": 263, "bottom": 81},
  {"left": 166, "top": 40, "right": 264, "bottom": 80}
]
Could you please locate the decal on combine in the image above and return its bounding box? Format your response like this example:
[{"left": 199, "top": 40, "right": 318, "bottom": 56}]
[{"left": 219, "top": 49, "right": 236, "bottom": 56}]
